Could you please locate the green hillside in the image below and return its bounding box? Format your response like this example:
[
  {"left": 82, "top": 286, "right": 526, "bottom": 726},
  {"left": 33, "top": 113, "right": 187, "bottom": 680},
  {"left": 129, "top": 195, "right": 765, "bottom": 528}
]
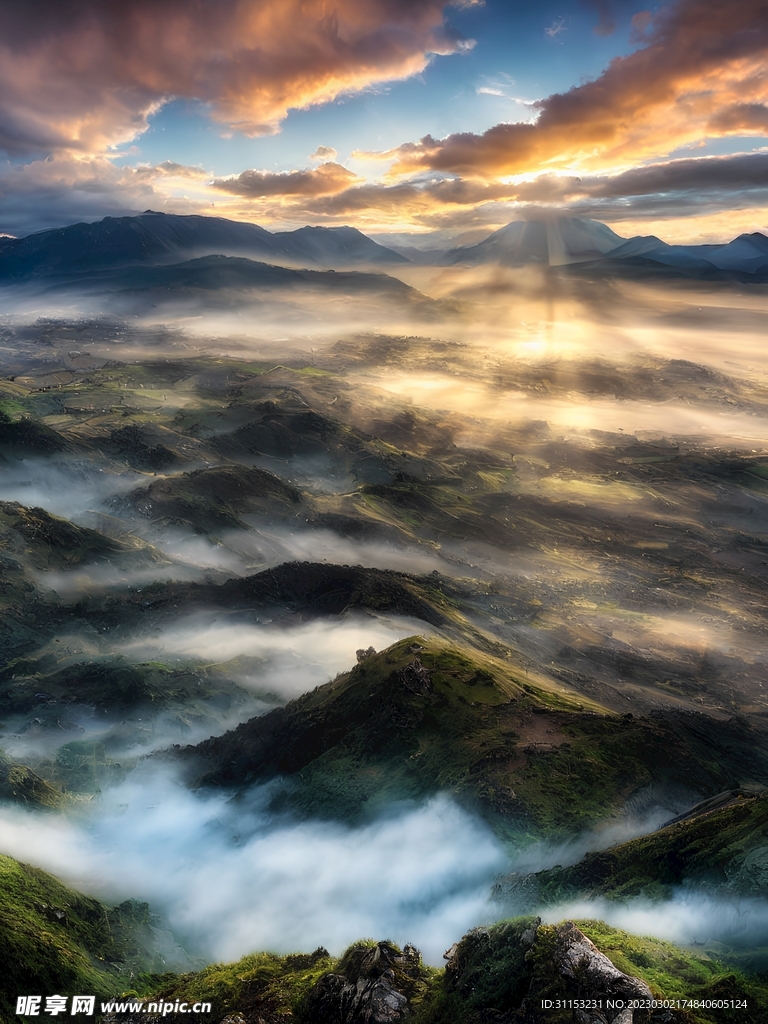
[
  {"left": 120, "top": 918, "right": 768, "bottom": 1024},
  {"left": 497, "top": 788, "right": 768, "bottom": 907},
  {"left": 178, "top": 637, "right": 768, "bottom": 842},
  {"left": 0, "top": 854, "right": 181, "bottom": 1020}
]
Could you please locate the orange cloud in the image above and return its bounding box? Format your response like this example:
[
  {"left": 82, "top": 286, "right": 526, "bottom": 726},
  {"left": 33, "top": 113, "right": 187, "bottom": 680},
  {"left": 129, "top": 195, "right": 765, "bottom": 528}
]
[
  {"left": 0, "top": 0, "right": 470, "bottom": 156},
  {"left": 212, "top": 163, "right": 362, "bottom": 198},
  {"left": 194, "top": 175, "right": 517, "bottom": 233},
  {"left": 370, "top": 0, "right": 768, "bottom": 179},
  {"left": 201, "top": 148, "right": 768, "bottom": 233}
]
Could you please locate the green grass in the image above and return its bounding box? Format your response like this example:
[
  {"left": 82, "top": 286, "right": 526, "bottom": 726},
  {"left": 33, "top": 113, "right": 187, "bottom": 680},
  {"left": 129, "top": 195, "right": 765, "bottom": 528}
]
[
  {"left": 183, "top": 635, "right": 768, "bottom": 844},
  {"left": 0, "top": 855, "right": 166, "bottom": 1020},
  {"left": 578, "top": 921, "right": 768, "bottom": 1024},
  {"left": 515, "top": 791, "right": 768, "bottom": 905},
  {"left": 145, "top": 939, "right": 437, "bottom": 1024},
  {"left": 413, "top": 918, "right": 536, "bottom": 1024},
  {"left": 147, "top": 947, "right": 337, "bottom": 1022}
]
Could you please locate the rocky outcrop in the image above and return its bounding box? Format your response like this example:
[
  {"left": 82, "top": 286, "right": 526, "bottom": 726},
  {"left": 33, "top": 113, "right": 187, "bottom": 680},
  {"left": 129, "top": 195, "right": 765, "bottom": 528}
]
[
  {"left": 303, "top": 941, "right": 425, "bottom": 1023},
  {"left": 397, "top": 658, "right": 432, "bottom": 696},
  {"left": 550, "top": 922, "right": 652, "bottom": 1023},
  {"left": 308, "top": 972, "right": 408, "bottom": 1023},
  {"left": 520, "top": 921, "right": 685, "bottom": 1024}
]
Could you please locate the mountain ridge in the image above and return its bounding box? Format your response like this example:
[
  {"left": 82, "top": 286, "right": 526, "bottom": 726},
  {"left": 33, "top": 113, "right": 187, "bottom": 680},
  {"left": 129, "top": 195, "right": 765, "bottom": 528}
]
[
  {"left": 171, "top": 634, "right": 768, "bottom": 843},
  {"left": 0, "top": 211, "right": 407, "bottom": 280},
  {"left": 440, "top": 215, "right": 768, "bottom": 276},
  {"left": 4, "top": 209, "right": 768, "bottom": 282}
]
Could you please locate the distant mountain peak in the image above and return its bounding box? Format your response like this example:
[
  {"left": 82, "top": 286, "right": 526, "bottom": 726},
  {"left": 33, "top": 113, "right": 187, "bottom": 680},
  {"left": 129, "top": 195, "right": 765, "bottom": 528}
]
[{"left": 442, "top": 214, "right": 626, "bottom": 267}]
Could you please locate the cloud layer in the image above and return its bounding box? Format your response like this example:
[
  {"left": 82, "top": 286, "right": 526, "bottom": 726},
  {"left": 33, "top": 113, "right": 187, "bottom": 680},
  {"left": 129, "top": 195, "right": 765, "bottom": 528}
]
[
  {"left": 0, "top": 784, "right": 507, "bottom": 965},
  {"left": 2, "top": 0, "right": 768, "bottom": 242},
  {"left": 213, "top": 162, "right": 362, "bottom": 198},
  {"left": 373, "top": 0, "right": 768, "bottom": 178},
  {"left": 0, "top": 0, "right": 470, "bottom": 156}
]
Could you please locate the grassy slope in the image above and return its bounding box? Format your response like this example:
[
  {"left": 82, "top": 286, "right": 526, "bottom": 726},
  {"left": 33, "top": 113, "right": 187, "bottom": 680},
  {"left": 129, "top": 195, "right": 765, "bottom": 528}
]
[
  {"left": 0, "top": 409, "right": 67, "bottom": 454},
  {"left": 131, "top": 918, "right": 768, "bottom": 1024},
  {"left": 82, "top": 562, "right": 460, "bottom": 637},
  {"left": 0, "top": 750, "right": 65, "bottom": 807},
  {"left": 0, "top": 854, "right": 168, "bottom": 1020},
  {"left": 122, "top": 464, "right": 304, "bottom": 533},
  {"left": 506, "top": 790, "right": 768, "bottom": 905},
  {"left": 146, "top": 947, "right": 336, "bottom": 1022},
  {"left": 178, "top": 637, "right": 768, "bottom": 843},
  {"left": 0, "top": 500, "right": 154, "bottom": 571},
  {"left": 0, "top": 657, "right": 246, "bottom": 716}
]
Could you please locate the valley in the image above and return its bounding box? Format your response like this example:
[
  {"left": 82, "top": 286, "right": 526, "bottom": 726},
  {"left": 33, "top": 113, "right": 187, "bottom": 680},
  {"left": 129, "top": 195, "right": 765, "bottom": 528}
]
[{"left": 1, "top": 213, "right": 768, "bottom": 1022}]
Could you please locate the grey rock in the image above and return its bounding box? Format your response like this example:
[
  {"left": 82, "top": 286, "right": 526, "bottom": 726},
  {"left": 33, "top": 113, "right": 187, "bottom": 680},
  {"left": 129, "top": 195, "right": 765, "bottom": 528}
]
[
  {"left": 553, "top": 922, "right": 652, "bottom": 1023},
  {"left": 304, "top": 941, "right": 422, "bottom": 1023}
]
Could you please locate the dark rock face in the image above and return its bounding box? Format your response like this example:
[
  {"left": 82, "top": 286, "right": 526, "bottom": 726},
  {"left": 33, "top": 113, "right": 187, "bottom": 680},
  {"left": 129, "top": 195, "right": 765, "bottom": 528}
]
[
  {"left": 398, "top": 658, "right": 432, "bottom": 696},
  {"left": 308, "top": 973, "right": 408, "bottom": 1023},
  {"left": 303, "top": 941, "right": 423, "bottom": 1023},
  {"left": 441, "top": 918, "right": 667, "bottom": 1023}
]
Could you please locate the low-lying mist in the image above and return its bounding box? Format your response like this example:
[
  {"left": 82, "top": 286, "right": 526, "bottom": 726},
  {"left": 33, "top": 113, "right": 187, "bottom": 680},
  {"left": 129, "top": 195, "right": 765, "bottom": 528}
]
[
  {"left": 0, "top": 458, "right": 143, "bottom": 523},
  {"left": 4, "top": 261, "right": 768, "bottom": 979},
  {"left": 0, "top": 274, "right": 444, "bottom": 352},
  {"left": 2, "top": 613, "right": 431, "bottom": 763},
  {"left": 117, "top": 612, "right": 434, "bottom": 700},
  {"left": 369, "top": 371, "right": 768, "bottom": 448},
  {"left": 0, "top": 769, "right": 762, "bottom": 968},
  {"left": 0, "top": 778, "right": 507, "bottom": 965},
  {"left": 115, "top": 522, "right": 448, "bottom": 585},
  {"left": 0, "top": 698, "right": 270, "bottom": 763},
  {"left": 7, "top": 263, "right": 768, "bottom": 382},
  {"left": 38, "top": 529, "right": 445, "bottom": 596},
  {"left": 541, "top": 895, "right": 768, "bottom": 952}
]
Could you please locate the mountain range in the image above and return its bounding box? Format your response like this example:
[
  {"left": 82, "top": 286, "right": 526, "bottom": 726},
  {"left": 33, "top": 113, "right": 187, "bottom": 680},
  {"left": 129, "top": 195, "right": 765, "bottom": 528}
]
[
  {"left": 438, "top": 215, "right": 768, "bottom": 277},
  {"left": 2, "top": 210, "right": 768, "bottom": 284},
  {"left": 438, "top": 216, "right": 626, "bottom": 267},
  {"left": 0, "top": 211, "right": 406, "bottom": 280}
]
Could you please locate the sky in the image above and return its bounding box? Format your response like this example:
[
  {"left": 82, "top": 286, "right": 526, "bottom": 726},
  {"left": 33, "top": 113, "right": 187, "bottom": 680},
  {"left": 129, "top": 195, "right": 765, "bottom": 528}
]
[{"left": 2, "top": 0, "right": 768, "bottom": 243}]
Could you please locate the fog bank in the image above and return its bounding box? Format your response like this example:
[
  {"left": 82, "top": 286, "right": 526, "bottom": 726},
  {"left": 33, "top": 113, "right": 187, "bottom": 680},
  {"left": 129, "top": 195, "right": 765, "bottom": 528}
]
[{"left": 0, "top": 782, "right": 506, "bottom": 965}]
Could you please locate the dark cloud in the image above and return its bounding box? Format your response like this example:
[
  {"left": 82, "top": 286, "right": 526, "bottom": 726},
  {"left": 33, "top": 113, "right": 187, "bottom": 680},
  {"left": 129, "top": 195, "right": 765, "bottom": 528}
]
[
  {"left": 581, "top": 151, "right": 768, "bottom": 199},
  {"left": 502, "top": 152, "right": 768, "bottom": 222},
  {"left": 0, "top": 156, "right": 207, "bottom": 236},
  {"left": 709, "top": 104, "right": 768, "bottom": 133}
]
